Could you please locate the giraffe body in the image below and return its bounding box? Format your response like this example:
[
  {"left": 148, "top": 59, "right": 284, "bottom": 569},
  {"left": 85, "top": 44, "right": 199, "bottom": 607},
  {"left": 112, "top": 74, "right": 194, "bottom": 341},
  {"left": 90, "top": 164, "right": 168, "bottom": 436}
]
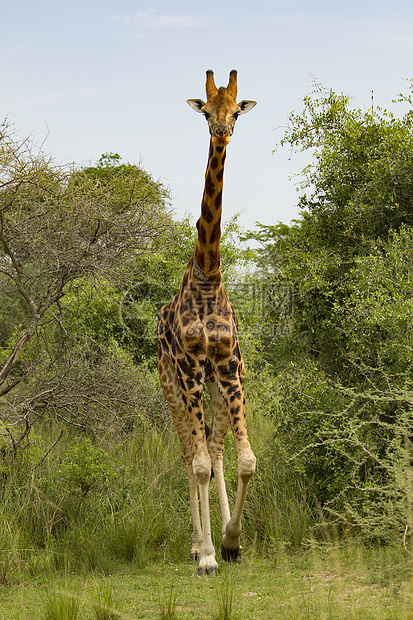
[{"left": 157, "top": 70, "right": 256, "bottom": 575}]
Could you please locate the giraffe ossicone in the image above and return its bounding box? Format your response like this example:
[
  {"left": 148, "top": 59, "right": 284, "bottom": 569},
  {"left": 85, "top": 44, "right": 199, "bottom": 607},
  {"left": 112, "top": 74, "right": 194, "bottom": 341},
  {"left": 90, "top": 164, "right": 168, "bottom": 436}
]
[{"left": 157, "top": 70, "right": 256, "bottom": 576}]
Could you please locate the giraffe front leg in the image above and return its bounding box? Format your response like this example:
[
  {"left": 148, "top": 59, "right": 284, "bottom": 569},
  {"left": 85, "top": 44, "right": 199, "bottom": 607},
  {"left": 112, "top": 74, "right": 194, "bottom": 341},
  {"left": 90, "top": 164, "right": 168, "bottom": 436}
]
[
  {"left": 157, "top": 349, "right": 205, "bottom": 564},
  {"left": 218, "top": 376, "right": 256, "bottom": 562},
  {"left": 206, "top": 381, "right": 231, "bottom": 538},
  {"left": 221, "top": 445, "right": 256, "bottom": 561},
  {"left": 193, "top": 449, "right": 218, "bottom": 576},
  {"left": 177, "top": 362, "right": 218, "bottom": 576},
  {"left": 184, "top": 461, "right": 203, "bottom": 561}
]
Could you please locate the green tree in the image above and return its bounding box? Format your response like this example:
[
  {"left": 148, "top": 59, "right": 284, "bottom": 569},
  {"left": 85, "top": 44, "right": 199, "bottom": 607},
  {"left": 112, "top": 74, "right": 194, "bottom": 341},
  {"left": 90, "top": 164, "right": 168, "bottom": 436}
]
[
  {"left": 0, "top": 128, "right": 171, "bottom": 457},
  {"left": 280, "top": 80, "right": 413, "bottom": 250},
  {"left": 245, "top": 80, "right": 413, "bottom": 540},
  {"left": 247, "top": 79, "right": 413, "bottom": 372}
]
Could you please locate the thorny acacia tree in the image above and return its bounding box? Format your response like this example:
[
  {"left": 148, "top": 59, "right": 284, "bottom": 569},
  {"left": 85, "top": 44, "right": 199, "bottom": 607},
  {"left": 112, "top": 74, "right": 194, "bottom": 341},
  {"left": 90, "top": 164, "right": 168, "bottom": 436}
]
[{"left": 0, "top": 123, "right": 170, "bottom": 453}]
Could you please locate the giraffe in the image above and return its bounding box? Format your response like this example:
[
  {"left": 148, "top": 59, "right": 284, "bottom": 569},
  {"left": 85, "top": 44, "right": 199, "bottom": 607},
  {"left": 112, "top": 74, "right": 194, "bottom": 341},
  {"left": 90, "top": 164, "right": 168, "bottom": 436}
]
[{"left": 157, "top": 69, "right": 256, "bottom": 576}]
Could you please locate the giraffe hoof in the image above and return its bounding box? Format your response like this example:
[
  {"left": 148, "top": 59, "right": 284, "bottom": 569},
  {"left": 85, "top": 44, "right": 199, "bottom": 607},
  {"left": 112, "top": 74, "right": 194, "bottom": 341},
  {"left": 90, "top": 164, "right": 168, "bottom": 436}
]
[
  {"left": 197, "top": 565, "right": 218, "bottom": 576},
  {"left": 190, "top": 551, "right": 200, "bottom": 562},
  {"left": 221, "top": 543, "right": 242, "bottom": 563}
]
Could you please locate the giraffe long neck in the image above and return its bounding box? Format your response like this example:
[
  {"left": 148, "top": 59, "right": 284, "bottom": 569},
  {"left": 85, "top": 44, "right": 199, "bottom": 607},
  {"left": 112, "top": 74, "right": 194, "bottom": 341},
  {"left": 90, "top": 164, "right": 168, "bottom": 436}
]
[{"left": 194, "top": 139, "right": 226, "bottom": 278}]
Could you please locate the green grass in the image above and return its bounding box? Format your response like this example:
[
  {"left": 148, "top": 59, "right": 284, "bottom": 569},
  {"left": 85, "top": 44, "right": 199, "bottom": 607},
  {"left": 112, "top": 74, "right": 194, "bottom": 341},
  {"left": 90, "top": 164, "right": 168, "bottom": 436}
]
[
  {"left": 1, "top": 413, "right": 413, "bottom": 618},
  {"left": 42, "top": 584, "right": 81, "bottom": 620},
  {"left": 1, "top": 549, "right": 413, "bottom": 619},
  {"left": 159, "top": 585, "right": 177, "bottom": 620},
  {"left": 0, "top": 406, "right": 311, "bottom": 584},
  {"left": 214, "top": 575, "right": 235, "bottom": 620}
]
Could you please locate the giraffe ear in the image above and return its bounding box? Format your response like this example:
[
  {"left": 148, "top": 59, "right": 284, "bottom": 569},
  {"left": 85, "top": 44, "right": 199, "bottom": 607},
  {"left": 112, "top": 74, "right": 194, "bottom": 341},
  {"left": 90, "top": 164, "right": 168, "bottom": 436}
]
[
  {"left": 187, "top": 99, "right": 206, "bottom": 113},
  {"left": 237, "top": 100, "right": 257, "bottom": 114}
]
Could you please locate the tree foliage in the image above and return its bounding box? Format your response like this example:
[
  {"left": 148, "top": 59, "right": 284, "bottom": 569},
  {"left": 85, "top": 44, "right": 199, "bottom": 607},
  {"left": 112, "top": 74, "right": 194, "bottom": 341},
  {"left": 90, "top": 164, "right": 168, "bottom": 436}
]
[
  {"left": 245, "top": 80, "right": 413, "bottom": 540},
  {"left": 0, "top": 131, "right": 169, "bottom": 383},
  {"left": 280, "top": 80, "right": 413, "bottom": 248},
  {"left": 0, "top": 129, "right": 173, "bottom": 459}
]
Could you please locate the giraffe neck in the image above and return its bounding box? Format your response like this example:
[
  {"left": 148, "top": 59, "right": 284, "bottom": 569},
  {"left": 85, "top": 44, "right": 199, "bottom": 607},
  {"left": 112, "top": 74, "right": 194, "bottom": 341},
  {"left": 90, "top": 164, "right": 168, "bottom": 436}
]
[{"left": 194, "top": 139, "right": 226, "bottom": 278}]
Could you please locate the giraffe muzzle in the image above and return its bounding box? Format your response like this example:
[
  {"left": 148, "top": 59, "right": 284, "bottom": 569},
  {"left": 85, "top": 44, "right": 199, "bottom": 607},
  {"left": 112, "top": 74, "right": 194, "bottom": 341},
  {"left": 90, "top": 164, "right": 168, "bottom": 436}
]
[
  {"left": 212, "top": 125, "right": 231, "bottom": 146},
  {"left": 214, "top": 126, "right": 229, "bottom": 138}
]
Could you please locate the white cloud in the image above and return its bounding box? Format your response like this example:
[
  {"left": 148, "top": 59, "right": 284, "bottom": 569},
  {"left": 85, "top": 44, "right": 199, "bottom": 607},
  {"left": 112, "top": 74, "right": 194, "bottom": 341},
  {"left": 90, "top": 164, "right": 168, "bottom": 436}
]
[{"left": 111, "top": 9, "right": 207, "bottom": 30}]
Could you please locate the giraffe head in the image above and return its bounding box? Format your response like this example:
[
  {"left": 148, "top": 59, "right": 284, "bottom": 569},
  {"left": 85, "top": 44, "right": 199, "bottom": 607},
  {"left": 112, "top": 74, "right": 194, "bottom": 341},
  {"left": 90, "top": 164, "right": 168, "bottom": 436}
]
[{"left": 187, "top": 70, "right": 256, "bottom": 146}]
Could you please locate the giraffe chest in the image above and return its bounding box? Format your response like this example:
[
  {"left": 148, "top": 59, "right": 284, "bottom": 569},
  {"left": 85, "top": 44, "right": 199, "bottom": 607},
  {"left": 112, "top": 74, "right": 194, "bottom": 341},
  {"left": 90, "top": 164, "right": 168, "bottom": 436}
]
[
  {"left": 177, "top": 303, "right": 235, "bottom": 361},
  {"left": 158, "top": 293, "right": 237, "bottom": 366}
]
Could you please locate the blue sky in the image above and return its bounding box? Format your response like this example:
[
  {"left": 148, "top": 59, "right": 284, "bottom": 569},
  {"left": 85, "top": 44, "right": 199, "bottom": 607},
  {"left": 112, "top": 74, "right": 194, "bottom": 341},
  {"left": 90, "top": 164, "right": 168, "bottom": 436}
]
[{"left": 2, "top": 0, "right": 413, "bottom": 230}]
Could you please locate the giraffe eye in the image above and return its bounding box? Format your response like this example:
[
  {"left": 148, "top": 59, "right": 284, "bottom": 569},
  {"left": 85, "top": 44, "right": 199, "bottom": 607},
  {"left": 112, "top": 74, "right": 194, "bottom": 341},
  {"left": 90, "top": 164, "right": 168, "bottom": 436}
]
[
  {"left": 232, "top": 112, "right": 239, "bottom": 120},
  {"left": 204, "top": 112, "right": 211, "bottom": 120}
]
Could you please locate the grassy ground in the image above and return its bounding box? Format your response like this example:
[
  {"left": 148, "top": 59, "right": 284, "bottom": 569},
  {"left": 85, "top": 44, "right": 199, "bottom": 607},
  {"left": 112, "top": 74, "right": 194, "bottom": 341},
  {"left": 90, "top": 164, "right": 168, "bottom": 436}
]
[
  {"left": 1, "top": 414, "right": 413, "bottom": 618},
  {"left": 1, "top": 546, "right": 413, "bottom": 619}
]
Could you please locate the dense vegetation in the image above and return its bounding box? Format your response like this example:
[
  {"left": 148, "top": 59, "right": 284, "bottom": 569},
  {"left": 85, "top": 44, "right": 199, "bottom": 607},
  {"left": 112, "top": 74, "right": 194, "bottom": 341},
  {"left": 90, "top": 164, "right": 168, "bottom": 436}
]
[
  {"left": 245, "top": 80, "right": 413, "bottom": 542},
  {"left": 1, "top": 79, "right": 413, "bottom": 596}
]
